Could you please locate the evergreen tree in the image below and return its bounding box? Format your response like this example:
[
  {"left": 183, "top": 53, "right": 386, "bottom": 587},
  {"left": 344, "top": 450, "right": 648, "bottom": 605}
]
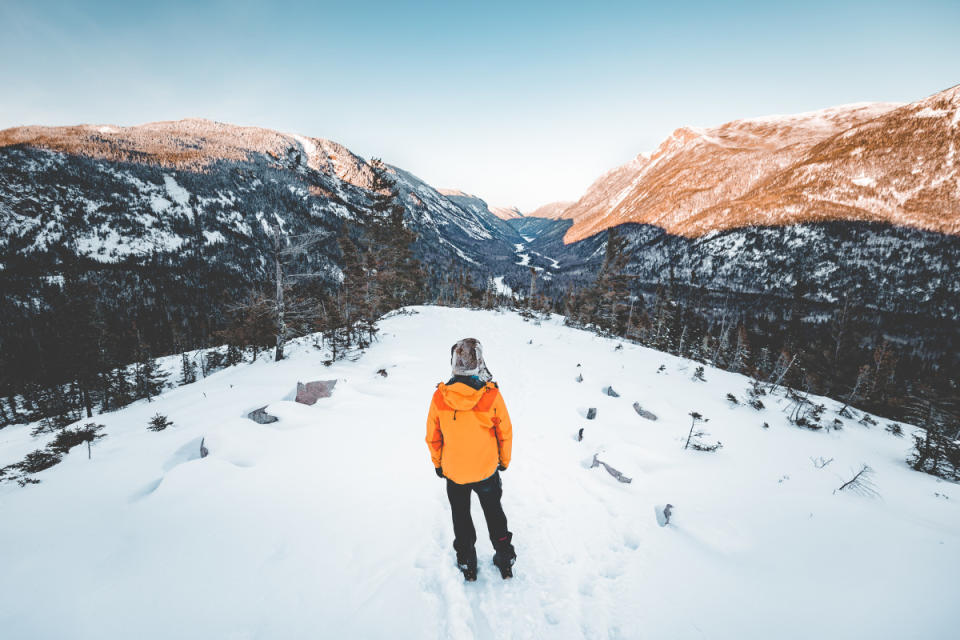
[
  {"left": 179, "top": 352, "right": 198, "bottom": 386},
  {"left": 132, "top": 352, "right": 168, "bottom": 403}
]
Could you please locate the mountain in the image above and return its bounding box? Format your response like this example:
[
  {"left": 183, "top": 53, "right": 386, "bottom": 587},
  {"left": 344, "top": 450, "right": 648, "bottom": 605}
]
[
  {"left": 519, "top": 88, "right": 960, "bottom": 322},
  {"left": 0, "top": 119, "right": 523, "bottom": 275},
  {"left": 438, "top": 188, "right": 523, "bottom": 221},
  {"left": 525, "top": 200, "right": 575, "bottom": 220},
  {"left": 2, "top": 306, "right": 956, "bottom": 639},
  {"left": 559, "top": 86, "right": 959, "bottom": 243},
  {"left": 0, "top": 119, "right": 531, "bottom": 413},
  {"left": 490, "top": 205, "right": 523, "bottom": 220}
]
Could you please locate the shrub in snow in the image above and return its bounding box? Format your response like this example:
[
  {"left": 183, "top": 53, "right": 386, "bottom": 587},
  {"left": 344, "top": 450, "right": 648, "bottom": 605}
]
[
  {"left": 3, "top": 422, "right": 108, "bottom": 486},
  {"left": 810, "top": 456, "right": 834, "bottom": 469},
  {"left": 692, "top": 366, "right": 706, "bottom": 382},
  {"left": 858, "top": 414, "right": 878, "bottom": 427},
  {"left": 376, "top": 368, "right": 388, "bottom": 378},
  {"left": 576, "top": 373, "right": 583, "bottom": 383},
  {"left": 48, "top": 423, "right": 105, "bottom": 454},
  {"left": 886, "top": 423, "right": 904, "bottom": 437},
  {"left": 657, "top": 365, "right": 666, "bottom": 374},
  {"left": 684, "top": 412, "right": 722, "bottom": 451},
  {"left": 907, "top": 396, "right": 960, "bottom": 480},
  {"left": 1, "top": 449, "right": 63, "bottom": 486},
  {"left": 689, "top": 440, "right": 723, "bottom": 452},
  {"left": 15, "top": 449, "right": 62, "bottom": 474},
  {"left": 835, "top": 465, "right": 878, "bottom": 498},
  {"left": 148, "top": 414, "right": 173, "bottom": 432},
  {"left": 726, "top": 393, "right": 739, "bottom": 406},
  {"left": 746, "top": 381, "right": 766, "bottom": 409},
  {"left": 577, "top": 428, "right": 584, "bottom": 442},
  {"left": 762, "top": 422, "right": 770, "bottom": 429}
]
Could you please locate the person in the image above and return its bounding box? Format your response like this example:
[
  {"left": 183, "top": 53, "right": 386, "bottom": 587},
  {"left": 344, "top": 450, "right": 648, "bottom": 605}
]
[{"left": 425, "top": 338, "right": 516, "bottom": 581}]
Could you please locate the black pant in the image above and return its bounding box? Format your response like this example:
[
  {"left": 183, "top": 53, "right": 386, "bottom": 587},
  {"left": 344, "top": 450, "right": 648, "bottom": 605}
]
[{"left": 446, "top": 471, "right": 515, "bottom": 566}]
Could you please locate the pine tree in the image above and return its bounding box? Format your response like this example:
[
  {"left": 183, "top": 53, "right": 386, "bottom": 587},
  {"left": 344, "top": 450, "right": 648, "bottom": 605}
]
[
  {"left": 132, "top": 352, "right": 168, "bottom": 403},
  {"left": 147, "top": 413, "right": 173, "bottom": 432},
  {"left": 731, "top": 325, "right": 751, "bottom": 374},
  {"left": 179, "top": 352, "right": 198, "bottom": 385}
]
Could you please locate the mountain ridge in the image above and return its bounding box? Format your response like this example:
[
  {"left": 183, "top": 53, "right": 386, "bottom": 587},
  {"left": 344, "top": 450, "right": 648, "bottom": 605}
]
[{"left": 553, "top": 86, "right": 959, "bottom": 242}]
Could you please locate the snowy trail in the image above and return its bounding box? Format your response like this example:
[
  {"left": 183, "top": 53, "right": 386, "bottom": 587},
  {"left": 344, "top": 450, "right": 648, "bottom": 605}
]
[{"left": 1, "top": 307, "right": 959, "bottom": 639}]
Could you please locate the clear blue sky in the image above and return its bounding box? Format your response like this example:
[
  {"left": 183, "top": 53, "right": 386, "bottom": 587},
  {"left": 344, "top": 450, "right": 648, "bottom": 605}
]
[{"left": 2, "top": 0, "right": 958, "bottom": 210}]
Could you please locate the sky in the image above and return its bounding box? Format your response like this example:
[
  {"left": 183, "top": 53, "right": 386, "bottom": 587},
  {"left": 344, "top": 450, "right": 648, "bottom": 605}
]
[{"left": 1, "top": 1, "right": 958, "bottom": 211}]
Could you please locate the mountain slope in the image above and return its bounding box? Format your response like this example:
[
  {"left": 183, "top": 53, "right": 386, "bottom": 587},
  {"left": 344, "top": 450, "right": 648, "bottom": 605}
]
[
  {"left": 525, "top": 200, "right": 575, "bottom": 220},
  {"left": 0, "top": 119, "right": 523, "bottom": 273},
  {"left": 558, "top": 87, "right": 960, "bottom": 243},
  {"left": 1, "top": 306, "right": 956, "bottom": 639}
]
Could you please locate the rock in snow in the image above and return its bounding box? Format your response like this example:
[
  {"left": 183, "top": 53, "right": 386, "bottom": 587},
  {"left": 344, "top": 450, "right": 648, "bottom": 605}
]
[
  {"left": 655, "top": 503, "right": 674, "bottom": 527},
  {"left": 295, "top": 380, "right": 337, "bottom": 405},
  {"left": 591, "top": 453, "right": 632, "bottom": 483},
  {"left": 633, "top": 402, "right": 658, "bottom": 421},
  {"left": 247, "top": 406, "right": 279, "bottom": 424}
]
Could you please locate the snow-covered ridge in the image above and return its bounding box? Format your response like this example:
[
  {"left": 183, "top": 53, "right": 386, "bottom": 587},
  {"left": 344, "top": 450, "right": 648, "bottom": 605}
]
[
  {"left": 1, "top": 306, "right": 956, "bottom": 638},
  {"left": 559, "top": 85, "right": 960, "bottom": 242}
]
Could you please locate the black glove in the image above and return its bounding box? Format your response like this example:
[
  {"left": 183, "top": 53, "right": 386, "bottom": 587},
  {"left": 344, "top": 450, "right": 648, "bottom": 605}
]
[
  {"left": 435, "top": 466, "right": 444, "bottom": 478},
  {"left": 498, "top": 464, "right": 507, "bottom": 472}
]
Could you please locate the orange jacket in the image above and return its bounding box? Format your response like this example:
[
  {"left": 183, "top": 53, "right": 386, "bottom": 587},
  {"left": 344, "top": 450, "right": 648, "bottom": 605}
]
[{"left": 425, "top": 381, "right": 513, "bottom": 484}]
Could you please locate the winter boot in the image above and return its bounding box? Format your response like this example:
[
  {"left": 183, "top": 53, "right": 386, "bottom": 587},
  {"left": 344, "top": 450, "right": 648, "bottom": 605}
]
[
  {"left": 456, "top": 548, "right": 478, "bottom": 582},
  {"left": 492, "top": 533, "right": 516, "bottom": 579}
]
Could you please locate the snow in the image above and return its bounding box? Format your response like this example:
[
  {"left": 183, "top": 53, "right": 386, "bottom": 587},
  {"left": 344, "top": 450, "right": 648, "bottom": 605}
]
[
  {"left": 1, "top": 307, "right": 957, "bottom": 639},
  {"left": 291, "top": 133, "right": 317, "bottom": 161},
  {"left": 491, "top": 276, "right": 514, "bottom": 298},
  {"left": 163, "top": 175, "right": 191, "bottom": 208},
  {"left": 514, "top": 242, "right": 531, "bottom": 266}
]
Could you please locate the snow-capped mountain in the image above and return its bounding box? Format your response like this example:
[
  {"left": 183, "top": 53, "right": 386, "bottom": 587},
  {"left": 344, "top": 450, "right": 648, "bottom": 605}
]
[
  {"left": 1, "top": 306, "right": 956, "bottom": 638},
  {"left": 521, "top": 86, "right": 960, "bottom": 320},
  {"left": 557, "top": 85, "right": 959, "bottom": 242},
  {"left": 0, "top": 119, "right": 523, "bottom": 277}
]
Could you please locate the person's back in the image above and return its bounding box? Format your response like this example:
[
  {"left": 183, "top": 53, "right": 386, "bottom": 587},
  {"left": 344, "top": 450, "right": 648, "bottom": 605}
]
[{"left": 425, "top": 338, "right": 516, "bottom": 580}]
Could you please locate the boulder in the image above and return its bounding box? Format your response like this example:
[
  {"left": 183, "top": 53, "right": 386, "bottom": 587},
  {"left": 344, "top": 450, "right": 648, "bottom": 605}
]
[
  {"left": 586, "top": 408, "right": 597, "bottom": 420},
  {"left": 604, "top": 386, "right": 620, "bottom": 397},
  {"left": 248, "top": 406, "right": 278, "bottom": 424},
  {"left": 295, "top": 380, "right": 337, "bottom": 405}
]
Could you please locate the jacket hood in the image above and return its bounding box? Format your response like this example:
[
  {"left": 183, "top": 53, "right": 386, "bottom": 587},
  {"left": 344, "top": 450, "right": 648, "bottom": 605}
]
[{"left": 438, "top": 381, "right": 493, "bottom": 411}]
